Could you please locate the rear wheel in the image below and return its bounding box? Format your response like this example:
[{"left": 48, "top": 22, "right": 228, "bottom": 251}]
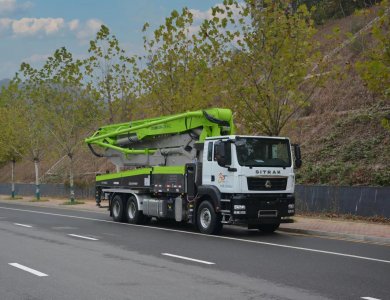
[
  {"left": 257, "top": 223, "right": 280, "bottom": 233},
  {"left": 126, "top": 196, "right": 144, "bottom": 224},
  {"left": 196, "top": 200, "right": 223, "bottom": 235},
  {"left": 111, "top": 195, "right": 126, "bottom": 222}
]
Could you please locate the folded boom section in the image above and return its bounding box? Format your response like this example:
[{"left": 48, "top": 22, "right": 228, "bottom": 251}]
[{"left": 85, "top": 108, "right": 234, "bottom": 168}]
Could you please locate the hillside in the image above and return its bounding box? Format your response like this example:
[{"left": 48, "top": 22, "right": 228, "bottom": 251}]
[
  {"left": 284, "top": 6, "right": 390, "bottom": 186},
  {"left": 0, "top": 6, "right": 388, "bottom": 187}
]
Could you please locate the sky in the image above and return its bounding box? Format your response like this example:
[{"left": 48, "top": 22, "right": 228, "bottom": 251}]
[{"left": 0, "top": 0, "right": 224, "bottom": 80}]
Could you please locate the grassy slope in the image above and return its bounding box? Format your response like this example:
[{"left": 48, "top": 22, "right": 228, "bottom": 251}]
[
  {"left": 286, "top": 6, "right": 390, "bottom": 186},
  {"left": 291, "top": 108, "right": 390, "bottom": 186}
]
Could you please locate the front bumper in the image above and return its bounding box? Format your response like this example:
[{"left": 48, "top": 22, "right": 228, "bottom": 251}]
[{"left": 222, "top": 193, "right": 295, "bottom": 225}]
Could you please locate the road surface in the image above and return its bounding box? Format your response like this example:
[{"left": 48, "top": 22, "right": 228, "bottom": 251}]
[{"left": 0, "top": 202, "right": 389, "bottom": 300}]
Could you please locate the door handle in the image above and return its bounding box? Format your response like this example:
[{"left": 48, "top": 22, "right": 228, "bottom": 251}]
[{"left": 211, "top": 175, "right": 215, "bottom": 182}]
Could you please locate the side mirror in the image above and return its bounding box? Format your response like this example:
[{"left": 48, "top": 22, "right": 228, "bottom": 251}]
[{"left": 293, "top": 144, "right": 302, "bottom": 168}]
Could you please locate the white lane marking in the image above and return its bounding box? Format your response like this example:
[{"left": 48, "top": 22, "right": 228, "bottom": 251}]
[
  {"left": 361, "top": 297, "right": 382, "bottom": 300},
  {"left": 14, "top": 223, "right": 32, "bottom": 228},
  {"left": 9, "top": 263, "right": 48, "bottom": 277},
  {"left": 162, "top": 253, "right": 215, "bottom": 265},
  {"left": 1, "top": 206, "right": 389, "bottom": 264},
  {"left": 68, "top": 234, "right": 98, "bottom": 241}
]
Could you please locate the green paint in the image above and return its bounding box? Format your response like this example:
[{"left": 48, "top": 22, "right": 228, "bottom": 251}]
[
  {"left": 85, "top": 108, "right": 234, "bottom": 157},
  {"left": 96, "top": 168, "right": 152, "bottom": 181},
  {"left": 152, "top": 166, "right": 185, "bottom": 175},
  {"left": 35, "top": 185, "right": 40, "bottom": 201},
  {"left": 96, "top": 166, "right": 185, "bottom": 182}
]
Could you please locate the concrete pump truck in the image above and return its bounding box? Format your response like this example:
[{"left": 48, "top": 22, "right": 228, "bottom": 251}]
[{"left": 85, "top": 108, "right": 302, "bottom": 234}]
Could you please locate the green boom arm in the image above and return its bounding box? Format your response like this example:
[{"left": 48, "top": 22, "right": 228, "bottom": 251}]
[{"left": 85, "top": 108, "right": 235, "bottom": 157}]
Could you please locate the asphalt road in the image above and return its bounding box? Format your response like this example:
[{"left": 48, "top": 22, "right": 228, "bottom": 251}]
[{"left": 0, "top": 202, "right": 389, "bottom": 300}]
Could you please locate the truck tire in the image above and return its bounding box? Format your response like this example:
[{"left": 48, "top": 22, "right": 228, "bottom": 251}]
[
  {"left": 196, "top": 200, "right": 223, "bottom": 235},
  {"left": 257, "top": 223, "right": 280, "bottom": 233},
  {"left": 112, "top": 195, "right": 126, "bottom": 222},
  {"left": 126, "top": 196, "right": 144, "bottom": 224}
]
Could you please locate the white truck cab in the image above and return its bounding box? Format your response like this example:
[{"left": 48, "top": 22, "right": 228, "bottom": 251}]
[{"left": 198, "top": 135, "right": 301, "bottom": 231}]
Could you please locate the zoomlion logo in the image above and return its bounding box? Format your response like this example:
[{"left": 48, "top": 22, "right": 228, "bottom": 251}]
[{"left": 217, "top": 173, "right": 226, "bottom": 184}]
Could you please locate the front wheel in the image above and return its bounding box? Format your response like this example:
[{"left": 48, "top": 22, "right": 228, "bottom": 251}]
[
  {"left": 196, "top": 200, "right": 222, "bottom": 235},
  {"left": 257, "top": 223, "right": 280, "bottom": 233}
]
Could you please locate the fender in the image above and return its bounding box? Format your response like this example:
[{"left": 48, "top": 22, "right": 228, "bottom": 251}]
[
  {"left": 105, "top": 189, "right": 145, "bottom": 215},
  {"left": 196, "top": 185, "right": 222, "bottom": 212}
]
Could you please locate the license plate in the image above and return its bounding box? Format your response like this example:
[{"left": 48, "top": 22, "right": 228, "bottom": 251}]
[{"left": 258, "top": 210, "right": 278, "bottom": 218}]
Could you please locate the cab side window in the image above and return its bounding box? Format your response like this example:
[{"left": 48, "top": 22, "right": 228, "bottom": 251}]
[{"left": 207, "top": 142, "right": 213, "bottom": 161}]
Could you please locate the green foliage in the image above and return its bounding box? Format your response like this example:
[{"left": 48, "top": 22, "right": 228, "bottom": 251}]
[
  {"left": 0, "top": 79, "right": 29, "bottom": 164},
  {"left": 373, "top": 168, "right": 390, "bottom": 185},
  {"left": 355, "top": 0, "right": 390, "bottom": 100},
  {"left": 140, "top": 7, "right": 219, "bottom": 116},
  {"left": 297, "top": 109, "right": 390, "bottom": 186},
  {"left": 85, "top": 25, "right": 140, "bottom": 123},
  {"left": 298, "top": 0, "right": 380, "bottom": 24},
  {"left": 298, "top": 163, "right": 356, "bottom": 185},
  {"left": 203, "top": 0, "right": 323, "bottom": 135}
]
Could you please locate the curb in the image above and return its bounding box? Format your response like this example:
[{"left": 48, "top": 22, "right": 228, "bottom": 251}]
[
  {"left": 278, "top": 227, "right": 390, "bottom": 245},
  {"left": 0, "top": 199, "right": 107, "bottom": 214}
]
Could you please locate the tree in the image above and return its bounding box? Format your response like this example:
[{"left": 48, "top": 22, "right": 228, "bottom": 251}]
[
  {"left": 355, "top": 0, "right": 389, "bottom": 100},
  {"left": 0, "top": 78, "right": 28, "bottom": 198},
  {"left": 140, "top": 8, "right": 221, "bottom": 116},
  {"left": 204, "top": 0, "right": 323, "bottom": 135},
  {"left": 12, "top": 66, "right": 50, "bottom": 200},
  {"left": 27, "top": 47, "right": 103, "bottom": 202},
  {"left": 355, "top": 1, "right": 390, "bottom": 131},
  {"left": 85, "top": 25, "right": 140, "bottom": 123}
]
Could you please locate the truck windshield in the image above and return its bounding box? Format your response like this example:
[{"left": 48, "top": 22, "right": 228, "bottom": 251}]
[{"left": 235, "top": 137, "right": 291, "bottom": 168}]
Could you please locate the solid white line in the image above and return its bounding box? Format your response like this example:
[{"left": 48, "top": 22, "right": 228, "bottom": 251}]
[
  {"left": 1, "top": 206, "right": 389, "bottom": 264},
  {"left": 68, "top": 234, "right": 98, "bottom": 241},
  {"left": 162, "top": 253, "right": 215, "bottom": 265},
  {"left": 14, "top": 223, "right": 32, "bottom": 228},
  {"left": 361, "top": 297, "right": 381, "bottom": 300},
  {"left": 9, "top": 263, "right": 48, "bottom": 277}
]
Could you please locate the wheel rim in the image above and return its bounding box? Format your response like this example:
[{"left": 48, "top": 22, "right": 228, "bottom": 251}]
[
  {"left": 128, "top": 201, "right": 136, "bottom": 219},
  {"left": 113, "top": 201, "right": 120, "bottom": 217},
  {"left": 200, "top": 208, "right": 211, "bottom": 229}
]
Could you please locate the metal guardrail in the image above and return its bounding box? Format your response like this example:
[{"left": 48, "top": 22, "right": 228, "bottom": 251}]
[
  {"left": 295, "top": 185, "right": 390, "bottom": 218},
  {"left": 0, "top": 183, "right": 95, "bottom": 199}
]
